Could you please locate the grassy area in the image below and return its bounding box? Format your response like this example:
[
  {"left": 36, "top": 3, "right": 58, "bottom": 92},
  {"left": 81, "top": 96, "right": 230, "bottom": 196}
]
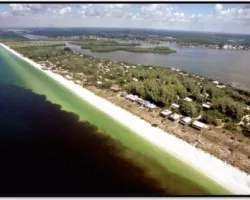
[{"left": 0, "top": 45, "right": 231, "bottom": 194}]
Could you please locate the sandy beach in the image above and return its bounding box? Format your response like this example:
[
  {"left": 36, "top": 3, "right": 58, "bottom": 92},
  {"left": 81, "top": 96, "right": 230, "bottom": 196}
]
[{"left": 1, "top": 43, "right": 250, "bottom": 194}]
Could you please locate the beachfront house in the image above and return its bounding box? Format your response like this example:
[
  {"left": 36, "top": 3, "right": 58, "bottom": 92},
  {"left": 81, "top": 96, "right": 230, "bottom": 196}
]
[
  {"left": 171, "top": 103, "right": 180, "bottom": 109},
  {"left": 216, "top": 85, "right": 226, "bottom": 89},
  {"left": 192, "top": 120, "right": 208, "bottom": 130},
  {"left": 202, "top": 103, "right": 211, "bottom": 109},
  {"left": 125, "top": 94, "right": 138, "bottom": 102},
  {"left": 132, "top": 77, "right": 139, "bottom": 82},
  {"left": 169, "top": 113, "right": 181, "bottom": 121},
  {"left": 136, "top": 98, "right": 144, "bottom": 105},
  {"left": 143, "top": 100, "right": 156, "bottom": 110},
  {"left": 97, "top": 81, "right": 103, "bottom": 85},
  {"left": 65, "top": 75, "right": 73, "bottom": 80},
  {"left": 179, "top": 116, "right": 192, "bottom": 125},
  {"left": 184, "top": 97, "right": 193, "bottom": 102},
  {"left": 120, "top": 92, "right": 128, "bottom": 98},
  {"left": 75, "top": 80, "right": 82, "bottom": 85},
  {"left": 160, "top": 109, "right": 172, "bottom": 118},
  {"left": 110, "top": 85, "right": 120, "bottom": 92}
]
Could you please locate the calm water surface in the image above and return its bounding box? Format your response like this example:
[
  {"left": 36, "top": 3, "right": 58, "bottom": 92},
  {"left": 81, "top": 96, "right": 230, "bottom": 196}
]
[
  {"left": 67, "top": 42, "right": 250, "bottom": 91},
  {"left": 0, "top": 45, "right": 231, "bottom": 195}
]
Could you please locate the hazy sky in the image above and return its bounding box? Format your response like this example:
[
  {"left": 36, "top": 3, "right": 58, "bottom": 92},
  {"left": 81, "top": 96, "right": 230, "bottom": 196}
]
[{"left": 0, "top": 3, "right": 250, "bottom": 34}]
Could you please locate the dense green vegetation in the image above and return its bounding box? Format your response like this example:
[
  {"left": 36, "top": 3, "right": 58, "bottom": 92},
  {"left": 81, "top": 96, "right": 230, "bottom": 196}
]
[
  {"left": 80, "top": 45, "right": 177, "bottom": 53},
  {"left": 69, "top": 38, "right": 176, "bottom": 53},
  {"left": 9, "top": 43, "right": 250, "bottom": 137},
  {"left": 71, "top": 39, "right": 139, "bottom": 47}
]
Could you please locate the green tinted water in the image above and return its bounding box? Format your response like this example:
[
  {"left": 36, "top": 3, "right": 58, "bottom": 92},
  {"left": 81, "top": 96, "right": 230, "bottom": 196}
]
[{"left": 0, "top": 46, "right": 230, "bottom": 194}]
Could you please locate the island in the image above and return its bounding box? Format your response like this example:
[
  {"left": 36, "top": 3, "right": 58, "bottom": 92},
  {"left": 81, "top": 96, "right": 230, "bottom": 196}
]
[
  {"left": 70, "top": 39, "right": 176, "bottom": 53},
  {"left": 2, "top": 40, "right": 250, "bottom": 194}
]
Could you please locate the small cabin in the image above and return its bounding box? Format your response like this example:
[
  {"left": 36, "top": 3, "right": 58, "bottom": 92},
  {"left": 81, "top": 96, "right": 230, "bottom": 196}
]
[
  {"left": 110, "top": 85, "right": 120, "bottom": 92},
  {"left": 143, "top": 100, "right": 156, "bottom": 110},
  {"left": 179, "top": 116, "right": 192, "bottom": 125},
  {"left": 192, "top": 120, "right": 208, "bottom": 130},
  {"left": 160, "top": 109, "right": 172, "bottom": 118},
  {"left": 171, "top": 103, "right": 180, "bottom": 109},
  {"left": 169, "top": 113, "right": 181, "bottom": 121},
  {"left": 125, "top": 94, "right": 138, "bottom": 102},
  {"left": 202, "top": 103, "right": 211, "bottom": 109},
  {"left": 136, "top": 98, "right": 144, "bottom": 105},
  {"left": 184, "top": 97, "right": 193, "bottom": 102}
]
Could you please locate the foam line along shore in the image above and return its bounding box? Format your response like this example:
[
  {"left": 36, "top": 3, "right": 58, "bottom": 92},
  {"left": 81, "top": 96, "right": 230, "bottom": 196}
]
[{"left": 1, "top": 42, "right": 250, "bottom": 194}]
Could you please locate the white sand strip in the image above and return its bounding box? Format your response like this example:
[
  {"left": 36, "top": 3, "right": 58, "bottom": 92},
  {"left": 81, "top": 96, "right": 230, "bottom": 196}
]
[{"left": 1, "top": 43, "right": 250, "bottom": 194}]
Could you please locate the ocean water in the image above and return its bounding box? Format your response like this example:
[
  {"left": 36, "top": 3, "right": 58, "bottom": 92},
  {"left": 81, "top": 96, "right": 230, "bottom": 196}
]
[
  {"left": 0, "top": 84, "right": 168, "bottom": 195},
  {"left": 0, "top": 45, "right": 229, "bottom": 195}
]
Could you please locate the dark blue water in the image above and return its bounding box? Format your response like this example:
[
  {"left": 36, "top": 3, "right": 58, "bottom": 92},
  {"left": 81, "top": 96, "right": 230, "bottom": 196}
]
[{"left": 0, "top": 84, "right": 167, "bottom": 196}]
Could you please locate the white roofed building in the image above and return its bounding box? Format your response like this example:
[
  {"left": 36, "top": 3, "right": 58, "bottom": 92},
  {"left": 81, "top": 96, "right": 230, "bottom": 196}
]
[
  {"left": 192, "top": 120, "right": 208, "bottom": 130},
  {"left": 202, "top": 103, "right": 211, "bottom": 109},
  {"left": 160, "top": 109, "right": 172, "bottom": 117},
  {"left": 169, "top": 113, "right": 181, "bottom": 121},
  {"left": 171, "top": 103, "right": 180, "bottom": 109},
  {"left": 184, "top": 97, "right": 193, "bottom": 102},
  {"left": 180, "top": 116, "right": 192, "bottom": 125}
]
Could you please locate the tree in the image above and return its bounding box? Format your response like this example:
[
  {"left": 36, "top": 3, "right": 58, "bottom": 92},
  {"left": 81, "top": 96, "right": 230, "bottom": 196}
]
[
  {"left": 218, "top": 42, "right": 224, "bottom": 49},
  {"left": 180, "top": 101, "right": 200, "bottom": 118},
  {"left": 213, "top": 97, "right": 245, "bottom": 122}
]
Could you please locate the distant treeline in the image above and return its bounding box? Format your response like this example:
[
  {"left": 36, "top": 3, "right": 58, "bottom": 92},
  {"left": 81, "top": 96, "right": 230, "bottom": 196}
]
[{"left": 80, "top": 45, "right": 176, "bottom": 53}]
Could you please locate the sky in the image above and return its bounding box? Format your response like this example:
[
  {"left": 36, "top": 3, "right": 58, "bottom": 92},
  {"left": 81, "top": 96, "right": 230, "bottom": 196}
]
[{"left": 0, "top": 3, "right": 250, "bottom": 34}]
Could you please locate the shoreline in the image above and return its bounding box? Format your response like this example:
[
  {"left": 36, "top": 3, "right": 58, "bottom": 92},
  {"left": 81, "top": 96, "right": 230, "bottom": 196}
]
[
  {"left": 1, "top": 43, "right": 250, "bottom": 194},
  {"left": 67, "top": 43, "right": 250, "bottom": 93}
]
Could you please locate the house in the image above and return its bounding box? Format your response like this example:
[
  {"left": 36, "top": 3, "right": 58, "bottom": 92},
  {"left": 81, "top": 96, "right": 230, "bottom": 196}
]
[
  {"left": 130, "top": 95, "right": 138, "bottom": 102},
  {"left": 216, "top": 85, "right": 226, "bottom": 89},
  {"left": 192, "top": 120, "right": 208, "bottom": 130},
  {"left": 169, "top": 113, "right": 181, "bottom": 121},
  {"left": 125, "top": 94, "right": 138, "bottom": 102},
  {"left": 212, "top": 81, "right": 219, "bottom": 85},
  {"left": 202, "top": 103, "right": 211, "bottom": 109},
  {"left": 41, "top": 66, "right": 48, "bottom": 70},
  {"left": 120, "top": 92, "right": 128, "bottom": 98},
  {"left": 143, "top": 100, "right": 156, "bottom": 110},
  {"left": 184, "top": 97, "right": 193, "bottom": 102},
  {"left": 171, "top": 103, "right": 180, "bottom": 109},
  {"left": 180, "top": 116, "right": 192, "bottom": 125},
  {"left": 110, "top": 85, "right": 120, "bottom": 92},
  {"left": 132, "top": 77, "right": 138, "bottom": 82},
  {"left": 65, "top": 75, "right": 73, "bottom": 80},
  {"left": 124, "top": 65, "right": 130, "bottom": 69},
  {"left": 75, "top": 80, "right": 82, "bottom": 84},
  {"left": 136, "top": 98, "right": 144, "bottom": 105},
  {"left": 160, "top": 109, "right": 172, "bottom": 117}
]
